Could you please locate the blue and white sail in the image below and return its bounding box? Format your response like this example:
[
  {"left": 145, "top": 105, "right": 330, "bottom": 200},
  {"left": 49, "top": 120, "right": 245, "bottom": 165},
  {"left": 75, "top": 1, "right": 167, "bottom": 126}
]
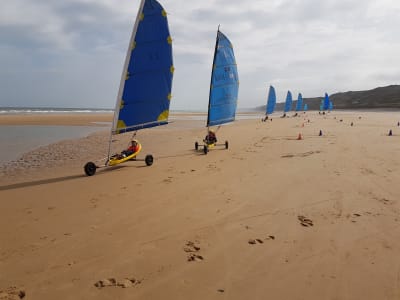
[
  {"left": 112, "top": 0, "right": 174, "bottom": 134},
  {"left": 303, "top": 103, "right": 308, "bottom": 111},
  {"left": 295, "top": 93, "right": 303, "bottom": 111},
  {"left": 207, "top": 29, "right": 239, "bottom": 127},
  {"left": 284, "top": 91, "right": 293, "bottom": 113},
  {"left": 266, "top": 85, "right": 276, "bottom": 115},
  {"left": 323, "top": 93, "right": 330, "bottom": 111}
]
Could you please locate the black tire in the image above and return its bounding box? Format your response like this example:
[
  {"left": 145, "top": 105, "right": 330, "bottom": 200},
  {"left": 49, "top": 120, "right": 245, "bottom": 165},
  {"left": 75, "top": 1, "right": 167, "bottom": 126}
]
[
  {"left": 225, "top": 140, "right": 229, "bottom": 149},
  {"left": 84, "top": 162, "right": 97, "bottom": 176},
  {"left": 203, "top": 145, "right": 208, "bottom": 155},
  {"left": 195, "top": 141, "right": 199, "bottom": 150},
  {"left": 145, "top": 154, "right": 154, "bottom": 166}
]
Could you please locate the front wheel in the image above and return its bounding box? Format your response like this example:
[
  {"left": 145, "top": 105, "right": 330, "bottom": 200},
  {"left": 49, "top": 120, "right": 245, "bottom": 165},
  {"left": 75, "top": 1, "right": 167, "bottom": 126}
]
[
  {"left": 145, "top": 154, "right": 154, "bottom": 166},
  {"left": 225, "top": 141, "right": 229, "bottom": 149},
  {"left": 195, "top": 141, "right": 198, "bottom": 150},
  {"left": 84, "top": 162, "right": 97, "bottom": 176},
  {"left": 203, "top": 145, "right": 208, "bottom": 155}
]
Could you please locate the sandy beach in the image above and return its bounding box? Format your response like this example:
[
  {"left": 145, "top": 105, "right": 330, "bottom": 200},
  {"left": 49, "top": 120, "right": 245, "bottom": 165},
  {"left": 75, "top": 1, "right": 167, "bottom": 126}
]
[{"left": 1, "top": 111, "right": 400, "bottom": 299}]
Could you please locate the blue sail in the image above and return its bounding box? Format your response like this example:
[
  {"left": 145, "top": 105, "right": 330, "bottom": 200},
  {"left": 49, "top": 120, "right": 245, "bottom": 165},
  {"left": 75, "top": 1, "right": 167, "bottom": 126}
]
[
  {"left": 112, "top": 0, "right": 174, "bottom": 134},
  {"left": 266, "top": 85, "right": 276, "bottom": 114},
  {"left": 207, "top": 30, "right": 239, "bottom": 127},
  {"left": 284, "top": 91, "right": 293, "bottom": 113},
  {"left": 303, "top": 103, "right": 308, "bottom": 111},
  {"left": 295, "top": 93, "right": 303, "bottom": 111},
  {"left": 323, "top": 93, "right": 330, "bottom": 110}
]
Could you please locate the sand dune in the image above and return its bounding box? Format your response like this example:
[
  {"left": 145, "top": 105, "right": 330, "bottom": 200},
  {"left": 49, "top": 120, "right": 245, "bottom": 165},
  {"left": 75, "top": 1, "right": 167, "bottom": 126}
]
[{"left": 1, "top": 111, "right": 400, "bottom": 299}]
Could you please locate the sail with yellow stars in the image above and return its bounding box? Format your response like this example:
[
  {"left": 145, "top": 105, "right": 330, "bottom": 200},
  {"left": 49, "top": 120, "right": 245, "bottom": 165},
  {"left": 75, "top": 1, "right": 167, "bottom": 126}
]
[
  {"left": 83, "top": 0, "right": 173, "bottom": 175},
  {"left": 112, "top": 0, "right": 174, "bottom": 134}
]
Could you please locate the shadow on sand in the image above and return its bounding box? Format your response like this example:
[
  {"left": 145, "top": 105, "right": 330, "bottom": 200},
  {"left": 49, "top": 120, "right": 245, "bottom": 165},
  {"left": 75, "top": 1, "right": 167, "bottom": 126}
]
[
  {"left": 0, "top": 165, "right": 127, "bottom": 191},
  {"left": 1, "top": 149, "right": 224, "bottom": 191}
]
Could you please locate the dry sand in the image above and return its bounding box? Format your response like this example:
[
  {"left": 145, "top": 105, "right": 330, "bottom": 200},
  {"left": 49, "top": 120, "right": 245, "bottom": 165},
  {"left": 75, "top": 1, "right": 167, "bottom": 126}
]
[{"left": 1, "top": 111, "right": 400, "bottom": 299}]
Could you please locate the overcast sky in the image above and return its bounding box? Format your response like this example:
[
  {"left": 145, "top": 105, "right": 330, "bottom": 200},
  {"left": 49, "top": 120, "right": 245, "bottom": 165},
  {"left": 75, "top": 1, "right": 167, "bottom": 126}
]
[{"left": 1, "top": 0, "right": 399, "bottom": 110}]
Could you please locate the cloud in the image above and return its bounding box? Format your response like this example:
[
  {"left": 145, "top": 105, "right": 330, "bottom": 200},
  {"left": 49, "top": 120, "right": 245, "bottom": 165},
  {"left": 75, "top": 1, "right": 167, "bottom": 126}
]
[{"left": 0, "top": 0, "right": 399, "bottom": 109}]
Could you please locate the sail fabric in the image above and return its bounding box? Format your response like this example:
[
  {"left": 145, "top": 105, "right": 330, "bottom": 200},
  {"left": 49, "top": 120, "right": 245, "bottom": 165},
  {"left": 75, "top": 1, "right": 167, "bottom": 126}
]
[
  {"left": 112, "top": 0, "right": 174, "bottom": 134},
  {"left": 207, "top": 30, "right": 239, "bottom": 127},
  {"left": 284, "top": 91, "right": 293, "bottom": 113},
  {"left": 323, "top": 93, "right": 330, "bottom": 110},
  {"left": 295, "top": 93, "right": 303, "bottom": 111},
  {"left": 303, "top": 103, "right": 308, "bottom": 111},
  {"left": 266, "top": 85, "right": 276, "bottom": 114},
  {"left": 329, "top": 101, "right": 333, "bottom": 111}
]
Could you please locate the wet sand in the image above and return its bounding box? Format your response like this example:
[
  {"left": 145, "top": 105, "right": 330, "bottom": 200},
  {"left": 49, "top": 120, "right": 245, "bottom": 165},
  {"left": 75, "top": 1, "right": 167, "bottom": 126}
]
[{"left": 1, "top": 111, "right": 400, "bottom": 300}]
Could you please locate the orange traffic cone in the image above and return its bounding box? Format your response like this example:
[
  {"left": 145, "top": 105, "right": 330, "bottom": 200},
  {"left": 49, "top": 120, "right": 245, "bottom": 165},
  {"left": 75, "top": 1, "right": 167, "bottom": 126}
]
[{"left": 297, "top": 133, "right": 303, "bottom": 140}]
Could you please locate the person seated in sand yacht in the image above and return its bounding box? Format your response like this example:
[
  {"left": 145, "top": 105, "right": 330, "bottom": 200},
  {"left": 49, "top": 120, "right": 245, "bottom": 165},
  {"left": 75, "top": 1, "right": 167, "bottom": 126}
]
[
  {"left": 113, "top": 140, "right": 139, "bottom": 159},
  {"left": 122, "top": 140, "right": 139, "bottom": 157},
  {"left": 204, "top": 130, "right": 217, "bottom": 145}
]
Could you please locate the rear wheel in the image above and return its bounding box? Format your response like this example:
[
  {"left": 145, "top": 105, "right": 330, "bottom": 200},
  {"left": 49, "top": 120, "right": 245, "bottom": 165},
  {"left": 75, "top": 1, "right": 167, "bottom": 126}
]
[
  {"left": 84, "top": 162, "right": 97, "bottom": 176},
  {"left": 195, "top": 141, "right": 198, "bottom": 150},
  {"left": 145, "top": 154, "right": 154, "bottom": 166},
  {"left": 225, "top": 141, "right": 229, "bottom": 149},
  {"left": 203, "top": 145, "right": 208, "bottom": 155}
]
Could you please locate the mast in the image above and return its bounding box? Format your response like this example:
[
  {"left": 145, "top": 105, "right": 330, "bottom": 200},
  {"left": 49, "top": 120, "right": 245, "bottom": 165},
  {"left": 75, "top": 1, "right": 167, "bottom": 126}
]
[
  {"left": 206, "top": 25, "right": 220, "bottom": 131},
  {"left": 106, "top": 0, "right": 146, "bottom": 162}
]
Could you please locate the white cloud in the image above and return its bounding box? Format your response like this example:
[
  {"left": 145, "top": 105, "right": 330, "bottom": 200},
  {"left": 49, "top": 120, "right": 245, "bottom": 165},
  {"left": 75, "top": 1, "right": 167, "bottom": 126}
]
[{"left": 0, "top": 0, "right": 399, "bottom": 109}]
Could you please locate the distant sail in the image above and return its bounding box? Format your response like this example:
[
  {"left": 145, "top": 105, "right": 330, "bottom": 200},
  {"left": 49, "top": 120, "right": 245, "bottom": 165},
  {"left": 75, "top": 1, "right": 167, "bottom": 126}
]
[
  {"left": 295, "top": 93, "right": 303, "bottom": 111},
  {"left": 303, "top": 103, "right": 308, "bottom": 111},
  {"left": 207, "top": 30, "right": 239, "bottom": 127},
  {"left": 112, "top": 0, "right": 174, "bottom": 134},
  {"left": 323, "top": 93, "right": 330, "bottom": 111},
  {"left": 284, "top": 91, "right": 293, "bottom": 113},
  {"left": 266, "top": 85, "right": 276, "bottom": 114}
]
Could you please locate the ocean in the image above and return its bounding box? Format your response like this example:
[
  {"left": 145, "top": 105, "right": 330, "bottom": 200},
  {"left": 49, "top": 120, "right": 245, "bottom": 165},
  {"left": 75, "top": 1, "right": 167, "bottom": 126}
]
[
  {"left": 0, "top": 125, "right": 109, "bottom": 165},
  {"left": 0, "top": 107, "right": 112, "bottom": 165}
]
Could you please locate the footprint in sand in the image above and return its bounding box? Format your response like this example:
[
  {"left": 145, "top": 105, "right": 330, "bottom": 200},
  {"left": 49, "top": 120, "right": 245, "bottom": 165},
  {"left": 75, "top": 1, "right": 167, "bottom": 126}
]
[
  {"left": 248, "top": 236, "right": 275, "bottom": 245},
  {"left": 184, "top": 241, "right": 204, "bottom": 262},
  {"left": 183, "top": 241, "right": 201, "bottom": 252},
  {"left": 379, "top": 198, "right": 394, "bottom": 205},
  {"left": 94, "top": 277, "right": 140, "bottom": 289},
  {"left": 0, "top": 287, "right": 26, "bottom": 299},
  {"left": 248, "top": 239, "right": 264, "bottom": 245},
  {"left": 162, "top": 177, "right": 173, "bottom": 184},
  {"left": 298, "top": 215, "right": 314, "bottom": 227},
  {"left": 187, "top": 253, "right": 204, "bottom": 262},
  {"left": 349, "top": 213, "right": 362, "bottom": 223}
]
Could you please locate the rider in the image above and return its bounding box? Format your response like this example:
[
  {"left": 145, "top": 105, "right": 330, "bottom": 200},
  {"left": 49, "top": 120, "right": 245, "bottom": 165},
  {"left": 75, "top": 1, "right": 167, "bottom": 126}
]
[
  {"left": 204, "top": 129, "right": 217, "bottom": 145},
  {"left": 121, "top": 140, "right": 139, "bottom": 157}
]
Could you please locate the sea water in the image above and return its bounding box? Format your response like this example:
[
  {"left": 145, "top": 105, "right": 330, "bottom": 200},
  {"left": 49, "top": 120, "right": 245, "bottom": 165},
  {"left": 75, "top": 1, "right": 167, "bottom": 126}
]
[
  {"left": 0, "top": 125, "right": 108, "bottom": 165},
  {"left": 0, "top": 107, "right": 113, "bottom": 165}
]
